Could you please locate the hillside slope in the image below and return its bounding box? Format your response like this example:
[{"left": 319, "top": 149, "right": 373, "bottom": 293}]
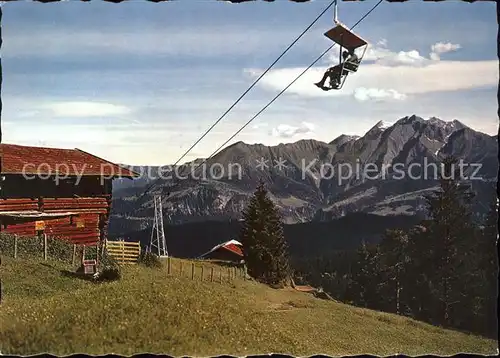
[{"left": 1, "top": 258, "right": 496, "bottom": 356}]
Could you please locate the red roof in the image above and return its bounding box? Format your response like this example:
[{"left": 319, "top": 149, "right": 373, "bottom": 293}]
[
  {"left": 199, "top": 239, "right": 244, "bottom": 259},
  {"left": 0, "top": 143, "right": 140, "bottom": 178},
  {"left": 223, "top": 242, "right": 243, "bottom": 256}
]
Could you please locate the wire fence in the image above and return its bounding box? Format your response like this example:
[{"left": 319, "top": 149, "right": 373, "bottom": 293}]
[
  {"left": 0, "top": 233, "right": 96, "bottom": 265},
  {"left": 0, "top": 234, "right": 247, "bottom": 285}
]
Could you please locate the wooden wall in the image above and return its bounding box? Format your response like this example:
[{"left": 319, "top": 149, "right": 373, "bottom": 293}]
[{"left": 0, "top": 175, "right": 113, "bottom": 246}]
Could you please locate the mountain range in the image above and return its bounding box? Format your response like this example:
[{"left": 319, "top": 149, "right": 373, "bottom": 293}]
[{"left": 109, "top": 115, "right": 498, "bottom": 235}]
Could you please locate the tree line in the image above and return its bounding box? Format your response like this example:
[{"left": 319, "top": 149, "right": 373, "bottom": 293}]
[{"left": 239, "top": 157, "right": 497, "bottom": 338}]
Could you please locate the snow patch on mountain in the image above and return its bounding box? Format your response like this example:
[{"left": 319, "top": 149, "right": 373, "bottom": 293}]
[{"left": 377, "top": 120, "right": 394, "bottom": 130}]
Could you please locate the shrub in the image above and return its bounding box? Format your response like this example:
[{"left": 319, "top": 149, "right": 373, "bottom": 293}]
[
  {"left": 0, "top": 233, "right": 74, "bottom": 262},
  {"left": 138, "top": 251, "right": 162, "bottom": 269},
  {"left": 96, "top": 266, "right": 121, "bottom": 282},
  {"left": 95, "top": 248, "right": 122, "bottom": 282},
  {"left": 47, "top": 237, "right": 75, "bottom": 261}
]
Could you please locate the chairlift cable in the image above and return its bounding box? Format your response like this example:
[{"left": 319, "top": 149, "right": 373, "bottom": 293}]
[
  {"left": 131, "top": 0, "right": 383, "bottom": 211},
  {"left": 187, "top": 0, "right": 384, "bottom": 177},
  {"left": 170, "top": 0, "right": 338, "bottom": 170},
  {"left": 132, "top": 0, "right": 338, "bottom": 206}
]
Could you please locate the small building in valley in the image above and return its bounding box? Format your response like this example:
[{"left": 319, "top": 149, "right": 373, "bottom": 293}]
[
  {"left": 198, "top": 239, "right": 244, "bottom": 263},
  {"left": 0, "top": 143, "right": 139, "bottom": 247}
]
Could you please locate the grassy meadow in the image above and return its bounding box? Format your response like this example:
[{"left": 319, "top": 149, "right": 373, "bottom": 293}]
[{"left": 0, "top": 256, "right": 497, "bottom": 356}]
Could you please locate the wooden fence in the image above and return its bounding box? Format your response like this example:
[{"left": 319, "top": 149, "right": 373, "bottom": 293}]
[
  {"left": 104, "top": 239, "right": 141, "bottom": 264},
  {"left": 164, "top": 257, "right": 247, "bottom": 283}
]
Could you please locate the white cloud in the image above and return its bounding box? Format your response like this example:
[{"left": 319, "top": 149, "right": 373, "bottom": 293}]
[
  {"left": 377, "top": 50, "right": 428, "bottom": 67},
  {"left": 429, "top": 42, "right": 461, "bottom": 61},
  {"left": 377, "top": 39, "right": 388, "bottom": 47},
  {"left": 246, "top": 59, "right": 497, "bottom": 101},
  {"left": 326, "top": 39, "right": 461, "bottom": 68},
  {"left": 362, "top": 42, "right": 429, "bottom": 67},
  {"left": 325, "top": 39, "right": 428, "bottom": 68},
  {"left": 252, "top": 122, "right": 268, "bottom": 129},
  {"left": 353, "top": 88, "right": 407, "bottom": 102},
  {"left": 270, "top": 122, "right": 315, "bottom": 139},
  {"left": 259, "top": 40, "right": 475, "bottom": 102},
  {"left": 43, "top": 101, "right": 132, "bottom": 118}
]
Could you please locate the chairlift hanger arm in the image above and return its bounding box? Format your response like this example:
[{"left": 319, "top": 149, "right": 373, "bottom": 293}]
[{"left": 333, "top": 0, "right": 338, "bottom": 23}]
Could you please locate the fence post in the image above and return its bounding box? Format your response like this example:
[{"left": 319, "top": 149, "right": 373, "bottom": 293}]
[
  {"left": 14, "top": 235, "right": 18, "bottom": 259},
  {"left": 121, "top": 241, "right": 125, "bottom": 265},
  {"left": 219, "top": 269, "right": 223, "bottom": 284},
  {"left": 43, "top": 234, "right": 48, "bottom": 261},
  {"left": 72, "top": 244, "right": 76, "bottom": 265},
  {"left": 210, "top": 267, "right": 214, "bottom": 282},
  {"left": 201, "top": 266, "right": 204, "bottom": 281},
  {"left": 191, "top": 263, "right": 195, "bottom": 280},
  {"left": 96, "top": 242, "right": 100, "bottom": 268},
  {"left": 167, "top": 257, "right": 171, "bottom": 275}
]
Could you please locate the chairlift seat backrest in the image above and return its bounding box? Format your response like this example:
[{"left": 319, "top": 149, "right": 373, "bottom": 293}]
[{"left": 343, "top": 60, "right": 360, "bottom": 73}]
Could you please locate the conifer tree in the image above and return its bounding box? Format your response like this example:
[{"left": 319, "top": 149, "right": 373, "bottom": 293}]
[
  {"left": 418, "top": 156, "right": 478, "bottom": 327},
  {"left": 239, "top": 180, "right": 291, "bottom": 286},
  {"left": 350, "top": 241, "right": 380, "bottom": 308},
  {"left": 377, "top": 229, "right": 411, "bottom": 315},
  {"left": 477, "top": 199, "right": 498, "bottom": 336}
]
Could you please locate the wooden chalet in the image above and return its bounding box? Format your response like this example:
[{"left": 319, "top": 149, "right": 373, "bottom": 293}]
[
  {"left": 198, "top": 239, "right": 244, "bottom": 263},
  {"left": 0, "top": 143, "right": 140, "bottom": 247}
]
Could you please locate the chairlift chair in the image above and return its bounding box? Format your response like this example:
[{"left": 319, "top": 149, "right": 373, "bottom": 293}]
[{"left": 322, "top": 21, "right": 369, "bottom": 90}]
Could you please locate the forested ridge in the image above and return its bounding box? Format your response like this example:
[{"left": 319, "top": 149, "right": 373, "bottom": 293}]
[{"left": 294, "top": 157, "right": 498, "bottom": 338}]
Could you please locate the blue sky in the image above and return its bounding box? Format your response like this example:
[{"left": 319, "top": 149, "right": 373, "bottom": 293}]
[{"left": 1, "top": 0, "right": 498, "bottom": 165}]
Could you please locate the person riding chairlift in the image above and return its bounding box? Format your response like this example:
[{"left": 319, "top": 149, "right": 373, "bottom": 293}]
[{"left": 315, "top": 48, "right": 359, "bottom": 91}]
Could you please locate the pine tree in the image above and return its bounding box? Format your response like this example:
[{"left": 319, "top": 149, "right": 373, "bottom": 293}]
[
  {"left": 403, "top": 224, "right": 434, "bottom": 321},
  {"left": 419, "top": 156, "right": 478, "bottom": 327},
  {"left": 476, "top": 199, "right": 498, "bottom": 337},
  {"left": 239, "top": 181, "right": 291, "bottom": 286},
  {"left": 350, "top": 241, "right": 380, "bottom": 308},
  {"left": 377, "top": 229, "right": 411, "bottom": 315}
]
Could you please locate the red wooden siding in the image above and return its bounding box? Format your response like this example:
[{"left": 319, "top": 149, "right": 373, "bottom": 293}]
[
  {"left": 0, "top": 198, "right": 39, "bottom": 212},
  {"left": 43, "top": 213, "right": 101, "bottom": 246},
  {"left": 2, "top": 221, "right": 36, "bottom": 236},
  {"left": 0, "top": 198, "right": 107, "bottom": 246},
  {"left": 0, "top": 143, "right": 140, "bottom": 247},
  {"left": 43, "top": 198, "right": 109, "bottom": 214}
]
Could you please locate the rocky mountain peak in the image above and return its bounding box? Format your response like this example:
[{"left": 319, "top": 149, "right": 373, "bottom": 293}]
[
  {"left": 395, "top": 115, "right": 425, "bottom": 126},
  {"left": 329, "top": 134, "right": 360, "bottom": 147},
  {"left": 111, "top": 116, "right": 496, "bottom": 229},
  {"left": 363, "top": 120, "right": 393, "bottom": 138}
]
